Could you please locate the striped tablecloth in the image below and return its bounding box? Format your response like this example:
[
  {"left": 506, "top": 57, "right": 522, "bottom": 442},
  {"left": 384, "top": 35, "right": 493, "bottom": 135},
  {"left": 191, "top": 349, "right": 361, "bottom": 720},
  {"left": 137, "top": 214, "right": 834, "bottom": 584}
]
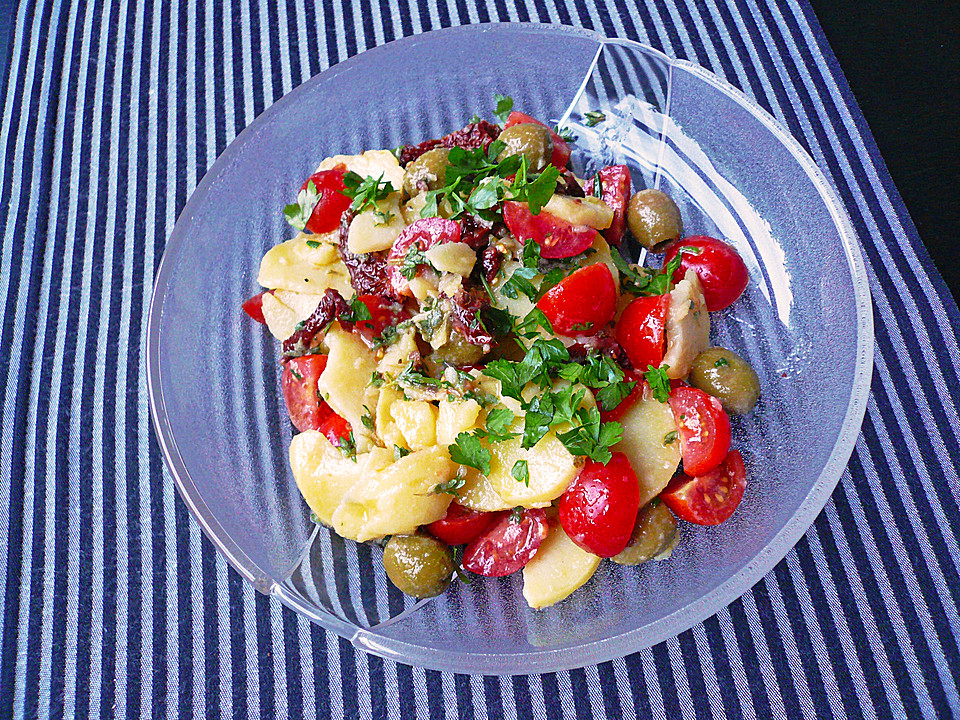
[{"left": 3, "top": 0, "right": 959, "bottom": 717}]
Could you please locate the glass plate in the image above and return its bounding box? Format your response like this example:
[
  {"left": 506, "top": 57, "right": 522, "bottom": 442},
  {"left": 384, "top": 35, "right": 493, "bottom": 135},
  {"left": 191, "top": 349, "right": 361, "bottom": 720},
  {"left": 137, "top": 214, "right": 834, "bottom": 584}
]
[{"left": 147, "top": 24, "right": 873, "bottom": 674}]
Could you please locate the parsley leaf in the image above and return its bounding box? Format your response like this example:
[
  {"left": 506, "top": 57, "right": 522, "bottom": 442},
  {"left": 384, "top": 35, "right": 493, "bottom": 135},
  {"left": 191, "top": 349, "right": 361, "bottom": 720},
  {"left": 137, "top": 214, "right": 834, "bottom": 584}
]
[
  {"left": 714, "top": 357, "right": 730, "bottom": 368},
  {"left": 516, "top": 307, "right": 554, "bottom": 337},
  {"left": 595, "top": 380, "right": 636, "bottom": 412},
  {"left": 644, "top": 364, "right": 671, "bottom": 403},
  {"left": 554, "top": 124, "right": 576, "bottom": 142},
  {"left": 500, "top": 266, "right": 539, "bottom": 302},
  {"left": 509, "top": 164, "right": 561, "bottom": 214},
  {"left": 433, "top": 476, "right": 466, "bottom": 496},
  {"left": 400, "top": 244, "right": 436, "bottom": 280},
  {"left": 493, "top": 94, "right": 514, "bottom": 124},
  {"left": 482, "top": 407, "right": 517, "bottom": 442},
  {"left": 662, "top": 430, "right": 678, "bottom": 446},
  {"left": 394, "top": 445, "right": 411, "bottom": 460},
  {"left": 511, "top": 459, "right": 530, "bottom": 487},
  {"left": 521, "top": 393, "right": 555, "bottom": 449},
  {"left": 482, "top": 359, "right": 526, "bottom": 401},
  {"left": 341, "top": 172, "right": 395, "bottom": 215},
  {"left": 341, "top": 296, "right": 372, "bottom": 324},
  {"left": 283, "top": 180, "right": 320, "bottom": 231},
  {"left": 584, "top": 110, "right": 606, "bottom": 127},
  {"left": 556, "top": 407, "right": 622, "bottom": 464},
  {"left": 448, "top": 432, "right": 491, "bottom": 475}
]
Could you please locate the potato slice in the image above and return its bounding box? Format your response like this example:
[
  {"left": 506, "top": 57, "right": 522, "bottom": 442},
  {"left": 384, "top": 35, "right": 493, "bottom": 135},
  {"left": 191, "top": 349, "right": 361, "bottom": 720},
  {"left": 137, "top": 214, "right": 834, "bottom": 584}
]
[
  {"left": 347, "top": 195, "right": 405, "bottom": 254},
  {"left": 391, "top": 400, "right": 438, "bottom": 450},
  {"left": 315, "top": 149, "right": 405, "bottom": 190},
  {"left": 424, "top": 242, "right": 476, "bottom": 276},
  {"left": 375, "top": 387, "right": 406, "bottom": 449},
  {"left": 487, "top": 420, "right": 582, "bottom": 508},
  {"left": 543, "top": 195, "right": 613, "bottom": 230},
  {"left": 456, "top": 467, "right": 513, "bottom": 513},
  {"left": 522, "top": 522, "right": 601, "bottom": 609},
  {"left": 435, "top": 399, "right": 482, "bottom": 446},
  {"left": 317, "top": 327, "right": 379, "bottom": 447},
  {"left": 331, "top": 446, "right": 456, "bottom": 542},
  {"left": 257, "top": 234, "right": 354, "bottom": 296},
  {"left": 261, "top": 292, "right": 302, "bottom": 341},
  {"left": 289, "top": 430, "right": 364, "bottom": 525},
  {"left": 614, "top": 393, "right": 681, "bottom": 506}
]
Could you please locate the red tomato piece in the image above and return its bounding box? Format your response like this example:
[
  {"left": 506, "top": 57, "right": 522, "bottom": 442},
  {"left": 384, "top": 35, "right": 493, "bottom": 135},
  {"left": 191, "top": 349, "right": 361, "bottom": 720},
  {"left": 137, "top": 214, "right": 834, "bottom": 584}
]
[
  {"left": 664, "top": 236, "right": 748, "bottom": 311},
  {"left": 318, "top": 412, "right": 352, "bottom": 447},
  {"left": 599, "top": 371, "right": 643, "bottom": 422},
  {"left": 502, "top": 201, "right": 598, "bottom": 259},
  {"left": 281, "top": 355, "right": 333, "bottom": 432},
  {"left": 558, "top": 453, "right": 641, "bottom": 557},
  {"left": 668, "top": 386, "right": 732, "bottom": 476},
  {"left": 615, "top": 294, "right": 671, "bottom": 370},
  {"left": 425, "top": 503, "right": 495, "bottom": 546},
  {"left": 536, "top": 264, "right": 617, "bottom": 336},
  {"left": 300, "top": 168, "right": 353, "bottom": 235},
  {"left": 587, "top": 165, "right": 631, "bottom": 245},
  {"left": 462, "top": 508, "right": 549, "bottom": 577},
  {"left": 660, "top": 449, "right": 746, "bottom": 525},
  {"left": 503, "top": 111, "right": 571, "bottom": 168},
  {"left": 387, "top": 217, "right": 461, "bottom": 296},
  {"left": 348, "top": 295, "right": 410, "bottom": 344},
  {"left": 242, "top": 291, "right": 268, "bottom": 324}
]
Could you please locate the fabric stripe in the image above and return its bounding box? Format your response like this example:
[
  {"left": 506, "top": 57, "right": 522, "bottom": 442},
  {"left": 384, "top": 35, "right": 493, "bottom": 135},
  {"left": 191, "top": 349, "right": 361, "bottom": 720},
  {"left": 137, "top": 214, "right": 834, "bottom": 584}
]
[{"left": 2, "top": 1, "right": 960, "bottom": 718}]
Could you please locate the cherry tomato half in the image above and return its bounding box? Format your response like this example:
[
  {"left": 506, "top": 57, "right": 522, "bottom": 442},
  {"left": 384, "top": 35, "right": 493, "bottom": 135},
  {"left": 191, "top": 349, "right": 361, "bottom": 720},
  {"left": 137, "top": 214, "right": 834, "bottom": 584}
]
[
  {"left": 587, "top": 165, "right": 631, "bottom": 245},
  {"left": 503, "top": 111, "right": 571, "bottom": 169},
  {"left": 462, "top": 508, "right": 548, "bottom": 577},
  {"left": 615, "top": 294, "right": 671, "bottom": 370},
  {"left": 537, "top": 263, "right": 618, "bottom": 336},
  {"left": 387, "top": 217, "right": 461, "bottom": 296},
  {"left": 348, "top": 295, "right": 410, "bottom": 344},
  {"left": 668, "top": 385, "right": 731, "bottom": 476},
  {"left": 502, "top": 201, "right": 598, "bottom": 259},
  {"left": 300, "top": 168, "right": 353, "bottom": 235},
  {"left": 660, "top": 449, "right": 746, "bottom": 525},
  {"left": 318, "top": 411, "right": 352, "bottom": 447},
  {"left": 242, "top": 291, "right": 268, "bottom": 324},
  {"left": 559, "top": 453, "right": 641, "bottom": 558},
  {"left": 664, "top": 236, "right": 748, "bottom": 311},
  {"left": 426, "top": 503, "right": 495, "bottom": 546},
  {"left": 281, "top": 355, "right": 333, "bottom": 432},
  {"left": 599, "top": 372, "right": 643, "bottom": 422}
]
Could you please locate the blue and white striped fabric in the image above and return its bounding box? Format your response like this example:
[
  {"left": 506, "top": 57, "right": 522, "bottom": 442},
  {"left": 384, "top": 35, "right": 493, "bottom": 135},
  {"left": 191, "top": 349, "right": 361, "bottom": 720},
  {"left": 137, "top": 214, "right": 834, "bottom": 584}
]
[{"left": 2, "top": 0, "right": 959, "bottom": 717}]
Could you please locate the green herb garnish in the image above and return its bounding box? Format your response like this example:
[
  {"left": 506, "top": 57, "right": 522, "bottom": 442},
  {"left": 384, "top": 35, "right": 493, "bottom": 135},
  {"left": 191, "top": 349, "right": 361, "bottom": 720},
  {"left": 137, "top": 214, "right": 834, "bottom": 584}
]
[
  {"left": 341, "top": 171, "right": 395, "bottom": 215},
  {"left": 283, "top": 180, "right": 320, "bottom": 231},
  {"left": 644, "top": 365, "right": 671, "bottom": 403},
  {"left": 511, "top": 460, "right": 530, "bottom": 487},
  {"left": 448, "top": 432, "right": 492, "bottom": 475}
]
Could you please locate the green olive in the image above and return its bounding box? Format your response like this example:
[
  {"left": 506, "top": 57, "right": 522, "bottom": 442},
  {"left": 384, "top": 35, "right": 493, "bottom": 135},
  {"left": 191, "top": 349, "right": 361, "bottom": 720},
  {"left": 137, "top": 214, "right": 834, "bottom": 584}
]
[
  {"left": 689, "top": 347, "right": 760, "bottom": 416},
  {"left": 612, "top": 501, "right": 678, "bottom": 566},
  {"left": 403, "top": 148, "right": 450, "bottom": 197},
  {"left": 428, "top": 336, "right": 485, "bottom": 369},
  {"left": 382, "top": 534, "right": 455, "bottom": 599},
  {"left": 497, "top": 123, "right": 553, "bottom": 173},
  {"left": 626, "top": 189, "right": 683, "bottom": 251}
]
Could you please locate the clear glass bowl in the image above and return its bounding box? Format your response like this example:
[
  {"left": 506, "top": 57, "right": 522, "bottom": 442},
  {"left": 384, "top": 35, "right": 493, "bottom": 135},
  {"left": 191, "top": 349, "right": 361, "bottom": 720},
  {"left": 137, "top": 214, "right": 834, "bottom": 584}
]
[{"left": 147, "top": 24, "right": 873, "bottom": 674}]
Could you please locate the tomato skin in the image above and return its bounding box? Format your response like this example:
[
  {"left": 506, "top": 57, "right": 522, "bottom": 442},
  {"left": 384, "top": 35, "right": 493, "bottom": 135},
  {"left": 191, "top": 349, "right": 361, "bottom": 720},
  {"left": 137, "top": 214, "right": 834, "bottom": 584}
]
[
  {"left": 426, "top": 503, "right": 495, "bottom": 546},
  {"left": 281, "top": 355, "right": 333, "bottom": 432},
  {"left": 387, "top": 217, "right": 461, "bottom": 295},
  {"left": 537, "top": 264, "right": 617, "bottom": 336},
  {"left": 301, "top": 168, "right": 353, "bottom": 235},
  {"left": 318, "top": 411, "right": 352, "bottom": 447},
  {"left": 242, "top": 291, "right": 268, "bottom": 324},
  {"left": 503, "top": 111, "right": 571, "bottom": 168},
  {"left": 615, "top": 294, "right": 671, "bottom": 370},
  {"left": 559, "top": 453, "right": 641, "bottom": 557},
  {"left": 664, "top": 236, "right": 748, "bottom": 311},
  {"left": 599, "top": 371, "right": 643, "bottom": 422},
  {"left": 587, "top": 165, "right": 631, "bottom": 245},
  {"left": 668, "top": 386, "right": 732, "bottom": 476},
  {"left": 462, "top": 508, "right": 549, "bottom": 577},
  {"left": 660, "top": 449, "right": 746, "bottom": 525},
  {"left": 349, "top": 295, "right": 409, "bottom": 344},
  {"left": 502, "top": 201, "right": 599, "bottom": 259}
]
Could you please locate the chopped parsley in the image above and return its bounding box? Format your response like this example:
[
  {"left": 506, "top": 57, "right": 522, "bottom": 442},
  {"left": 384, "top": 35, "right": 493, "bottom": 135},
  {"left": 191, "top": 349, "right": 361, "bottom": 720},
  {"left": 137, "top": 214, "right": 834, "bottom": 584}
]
[
  {"left": 337, "top": 431, "right": 358, "bottom": 461},
  {"left": 370, "top": 371, "right": 385, "bottom": 388},
  {"left": 341, "top": 171, "right": 395, "bottom": 215},
  {"left": 341, "top": 296, "right": 372, "bottom": 324},
  {"left": 556, "top": 407, "right": 622, "bottom": 464},
  {"left": 305, "top": 239, "right": 321, "bottom": 249},
  {"left": 644, "top": 364, "right": 671, "bottom": 403},
  {"left": 448, "top": 432, "right": 491, "bottom": 476},
  {"left": 400, "top": 244, "right": 436, "bottom": 280},
  {"left": 360, "top": 406, "right": 374, "bottom": 430},
  {"left": 584, "top": 110, "right": 606, "bottom": 127},
  {"left": 663, "top": 430, "right": 678, "bottom": 445},
  {"left": 283, "top": 179, "right": 321, "bottom": 231},
  {"left": 480, "top": 408, "right": 518, "bottom": 442},
  {"left": 394, "top": 445, "right": 411, "bottom": 460},
  {"left": 511, "top": 459, "right": 530, "bottom": 487},
  {"left": 714, "top": 357, "right": 730, "bottom": 368},
  {"left": 554, "top": 124, "right": 576, "bottom": 142},
  {"left": 493, "top": 93, "right": 514, "bottom": 124},
  {"left": 397, "top": 362, "right": 442, "bottom": 389},
  {"left": 433, "top": 476, "right": 466, "bottom": 496}
]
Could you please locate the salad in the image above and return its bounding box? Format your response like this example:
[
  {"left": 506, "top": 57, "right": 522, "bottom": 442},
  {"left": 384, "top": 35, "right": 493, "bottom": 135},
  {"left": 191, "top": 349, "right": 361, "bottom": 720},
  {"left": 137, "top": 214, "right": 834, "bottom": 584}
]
[{"left": 242, "top": 97, "right": 760, "bottom": 609}]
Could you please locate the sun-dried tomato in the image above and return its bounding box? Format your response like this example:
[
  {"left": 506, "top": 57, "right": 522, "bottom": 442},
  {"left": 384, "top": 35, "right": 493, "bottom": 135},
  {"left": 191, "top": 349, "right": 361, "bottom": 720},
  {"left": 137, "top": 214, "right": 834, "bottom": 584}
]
[
  {"left": 337, "top": 209, "right": 394, "bottom": 298},
  {"left": 449, "top": 287, "right": 494, "bottom": 347},
  {"left": 556, "top": 170, "right": 586, "bottom": 198},
  {"left": 459, "top": 213, "right": 493, "bottom": 249},
  {"left": 481, "top": 244, "right": 502, "bottom": 284},
  {"left": 441, "top": 120, "right": 501, "bottom": 153},
  {"left": 398, "top": 139, "right": 442, "bottom": 166},
  {"left": 282, "top": 288, "right": 350, "bottom": 357}
]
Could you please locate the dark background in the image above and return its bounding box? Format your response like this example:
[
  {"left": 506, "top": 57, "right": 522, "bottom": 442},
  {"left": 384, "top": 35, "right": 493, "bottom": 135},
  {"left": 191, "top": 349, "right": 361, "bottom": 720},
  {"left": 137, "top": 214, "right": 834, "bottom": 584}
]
[{"left": 808, "top": 0, "right": 960, "bottom": 299}]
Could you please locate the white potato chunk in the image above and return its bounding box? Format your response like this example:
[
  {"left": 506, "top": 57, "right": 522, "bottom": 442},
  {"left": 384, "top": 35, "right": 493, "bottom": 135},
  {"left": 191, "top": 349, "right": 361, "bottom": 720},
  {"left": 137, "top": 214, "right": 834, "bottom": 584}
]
[
  {"left": 543, "top": 195, "right": 613, "bottom": 230},
  {"left": 375, "top": 387, "right": 407, "bottom": 449},
  {"left": 613, "top": 392, "right": 681, "bottom": 506},
  {"left": 391, "top": 400, "right": 438, "bottom": 450},
  {"left": 522, "top": 522, "right": 601, "bottom": 609},
  {"left": 436, "top": 399, "right": 482, "bottom": 445},
  {"left": 424, "top": 242, "right": 476, "bottom": 276},
  {"left": 347, "top": 195, "right": 405, "bottom": 254},
  {"left": 289, "top": 430, "right": 364, "bottom": 526},
  {"left": 456, "top": 467, "right": 513, "bottom": 513},
  {"left": 487, "top": 419, "right": 582, "bottom": 508},
  {"left": 261, "top": 292, "right": 300, "bottom": 341},
  {"left": 257, "top": 234, "right": 354, "bottom": 296},
  {"left": 317, "top": 326, "right": 379, "bottom": 447},
  {"left": 662, "top": 270, "right": 710, "bottom": 380},
  {"left": 316, "top": 149, "right": 405, "bottom": 191},
  {"left": 331, "top": 446, "right": 456, "bottom": 541}
]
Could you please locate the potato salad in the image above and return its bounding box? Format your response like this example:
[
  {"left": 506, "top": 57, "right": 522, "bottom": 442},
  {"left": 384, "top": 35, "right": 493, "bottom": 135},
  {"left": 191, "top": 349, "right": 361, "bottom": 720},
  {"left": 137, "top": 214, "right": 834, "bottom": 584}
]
[{"left": 242, "top": 98, "right": 759, "bottom": 608}]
